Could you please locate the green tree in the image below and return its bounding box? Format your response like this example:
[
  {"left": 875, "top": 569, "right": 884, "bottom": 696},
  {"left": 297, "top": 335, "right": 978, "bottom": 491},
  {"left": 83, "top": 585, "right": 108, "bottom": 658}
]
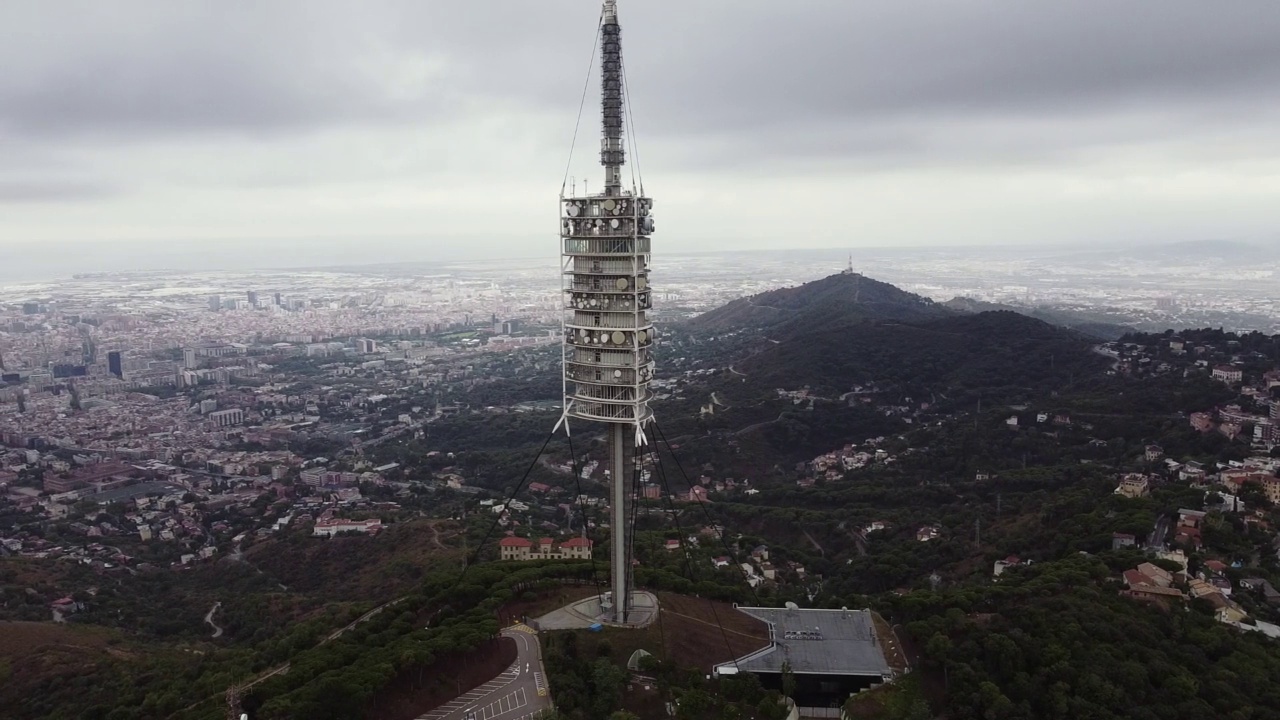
[{"left": 781, "top": 659, "right": 796, "bottom": 699}]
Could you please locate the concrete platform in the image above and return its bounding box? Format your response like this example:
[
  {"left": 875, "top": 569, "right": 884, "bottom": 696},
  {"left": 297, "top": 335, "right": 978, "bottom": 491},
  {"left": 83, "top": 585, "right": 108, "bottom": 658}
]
[{"left": 532, "top": 590, "right": 659, "bottom": 631}]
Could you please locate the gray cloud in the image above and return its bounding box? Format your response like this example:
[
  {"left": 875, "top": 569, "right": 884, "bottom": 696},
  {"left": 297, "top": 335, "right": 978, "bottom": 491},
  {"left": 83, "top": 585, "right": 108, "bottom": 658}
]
[
  {"left": 0, "top": 0, "right": 1276, "bottom": 253},
  {"left": 0, "top": 179, "right": 119, "bottom": 203},
  {"left": 4, "top": 2, "right": 1277, "bottom": 144}
]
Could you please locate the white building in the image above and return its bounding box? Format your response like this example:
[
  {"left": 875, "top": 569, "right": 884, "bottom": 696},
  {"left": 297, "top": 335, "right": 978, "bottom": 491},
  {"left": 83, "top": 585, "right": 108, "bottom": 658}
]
[
  {"left": 208, "top": 408, "right": 244, "bottom": 427},
  {"left": 312, "top": 518, "right": 383, "bottom": 537}
]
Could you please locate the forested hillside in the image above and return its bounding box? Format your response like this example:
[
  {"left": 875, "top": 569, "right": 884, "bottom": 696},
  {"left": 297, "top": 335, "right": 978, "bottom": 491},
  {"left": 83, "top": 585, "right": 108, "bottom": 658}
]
[{"left": 736, "top": 310, "right": 1106, "bottom": 402}]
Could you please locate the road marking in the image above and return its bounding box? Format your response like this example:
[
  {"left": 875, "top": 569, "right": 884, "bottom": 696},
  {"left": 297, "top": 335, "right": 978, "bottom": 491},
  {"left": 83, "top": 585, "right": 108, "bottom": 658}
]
[
  {"left": 471, "top": 686, "right": 527, "bottom": 720},
  {"left": 509, "top": 623, "right": 538, "bottom": 635},
  {"left": 533, "top": 672, "right": 547, "bottom": 697}
]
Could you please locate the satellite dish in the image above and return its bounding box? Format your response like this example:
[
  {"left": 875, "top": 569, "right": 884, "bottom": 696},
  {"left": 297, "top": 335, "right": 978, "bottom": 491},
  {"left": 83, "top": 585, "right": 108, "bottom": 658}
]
[
  {"left": 610, "top": 219, "right": 620, "bottom": 230},
  {"left": 603, "top": 198, "right": 616, "bottom": 211},
  {"left": 785, "top": 601, "right": 800, "bottom": 610},
  {"left": 567, "top": 203, "right": 580, "bottom": 217},
  {"left": 612, "top": 331, "right": 625, "bottom": 345},
  {"left": 590, "top": 299, "right": 598, "bottom": 307},
  {"left": 637, "top": 330, "right": 648, "bottom": 343},
  {"left": 637, "top": 277, "right": 647, "bottom": 290},
  {"left": 616, "top": 278, "right": 629, "bottom": 290},
  {"left": 614, "top": 369, "right": 622, "bottom": 378}
]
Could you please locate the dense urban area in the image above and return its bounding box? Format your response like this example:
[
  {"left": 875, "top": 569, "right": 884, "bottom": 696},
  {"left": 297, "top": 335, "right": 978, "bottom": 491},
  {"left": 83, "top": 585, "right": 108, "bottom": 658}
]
[{"left": 3, "top": 256, "right": 1280, "bottom": 720}]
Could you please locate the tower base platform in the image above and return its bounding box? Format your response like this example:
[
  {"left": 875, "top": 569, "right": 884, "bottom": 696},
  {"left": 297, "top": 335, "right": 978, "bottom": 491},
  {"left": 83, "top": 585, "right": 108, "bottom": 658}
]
[{"left": 531, "top": 590, "right": 659, "bottom": 631}]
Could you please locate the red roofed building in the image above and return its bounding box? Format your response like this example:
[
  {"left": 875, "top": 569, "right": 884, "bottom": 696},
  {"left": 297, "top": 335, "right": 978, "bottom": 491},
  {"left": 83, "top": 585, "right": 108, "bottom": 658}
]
[
  {"left": 528, "top": 482, "right": 552, "bottom": 494},
  {"left": 499, "top": 534, "right": 593, "bottom": 561}
]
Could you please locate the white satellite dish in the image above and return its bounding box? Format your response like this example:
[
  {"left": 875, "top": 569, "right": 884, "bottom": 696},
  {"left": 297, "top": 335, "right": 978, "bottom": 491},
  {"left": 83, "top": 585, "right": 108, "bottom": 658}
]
[
  {"left": 567, "top": 203, "right": 580, "bottom": 217},
  {"left": 614, "top": 369, "right": 622, "bottom": 378},
  {"left": 603, "top": 198, "right": 616, "bottom": 211},
  {"left": 616, "top": 278, "right": 629, "bottom": 290},
  {"left": 637, "top": 330, "right": 648, "bottom": 343},
  {"left": 610, "top": 219, "right": 620, "bottom": 230},
  {"left": 637, "top": 277, "right": 647, "bottom": 290},
  {"left": 612, "top": 331, "right": 625, "bottom": 345}
]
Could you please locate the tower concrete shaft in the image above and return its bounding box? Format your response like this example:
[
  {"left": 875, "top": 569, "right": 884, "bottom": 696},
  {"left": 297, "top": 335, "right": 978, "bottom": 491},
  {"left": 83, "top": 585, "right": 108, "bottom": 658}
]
[
  {"left": 610, "top": 422, "right": 629, "bottom": 621},
  {"left": 559, "top": 0, "right": 654, "bottom": 624}
]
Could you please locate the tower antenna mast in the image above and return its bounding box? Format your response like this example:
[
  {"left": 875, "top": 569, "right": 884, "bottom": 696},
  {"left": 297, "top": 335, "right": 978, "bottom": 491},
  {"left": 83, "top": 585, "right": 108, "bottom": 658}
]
[{"left": 556, "top": 0, "right": 656, "bottom": 624}]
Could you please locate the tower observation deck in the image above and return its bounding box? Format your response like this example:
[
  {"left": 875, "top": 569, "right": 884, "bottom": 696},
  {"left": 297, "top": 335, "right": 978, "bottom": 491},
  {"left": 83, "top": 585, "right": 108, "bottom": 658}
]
[{"left": 559, "top": 0, "right": 654, "bottom": 624}]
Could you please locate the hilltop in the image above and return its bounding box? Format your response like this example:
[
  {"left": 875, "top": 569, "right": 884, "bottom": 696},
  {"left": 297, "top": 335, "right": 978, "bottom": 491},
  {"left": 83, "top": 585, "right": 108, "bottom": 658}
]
[
  {"left": 655, "top": 274, "right": 1111, "bottom": 483},
  {"left": 687, "top": 272, "right": 949, "bottom": 337}
]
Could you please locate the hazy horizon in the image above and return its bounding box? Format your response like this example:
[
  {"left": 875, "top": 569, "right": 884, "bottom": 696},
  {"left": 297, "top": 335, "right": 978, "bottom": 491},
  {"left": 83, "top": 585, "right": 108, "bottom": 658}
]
[{"left": 5, "top": 235, "right": 1278, "bottom": 286}]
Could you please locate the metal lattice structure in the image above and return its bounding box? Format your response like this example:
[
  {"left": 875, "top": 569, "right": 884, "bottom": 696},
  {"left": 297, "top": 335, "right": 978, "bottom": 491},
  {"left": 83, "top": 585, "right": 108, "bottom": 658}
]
[{"left": 557, "top": 0, "right": 654, "bottom": 623}]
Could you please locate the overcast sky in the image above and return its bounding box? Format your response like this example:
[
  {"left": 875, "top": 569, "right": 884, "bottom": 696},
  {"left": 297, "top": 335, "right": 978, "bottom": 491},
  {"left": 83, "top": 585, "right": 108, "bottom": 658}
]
[{"left": 2, "top": 1, "right": 1278, "bottom": 268}]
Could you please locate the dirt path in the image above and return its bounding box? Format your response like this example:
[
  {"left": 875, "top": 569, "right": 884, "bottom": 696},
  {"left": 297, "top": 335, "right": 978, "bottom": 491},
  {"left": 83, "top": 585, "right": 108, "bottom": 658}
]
[
  {"left": 801, "top": 528, "right": 825, "bottom": 557},
  {"left": 204, "top": 601, "right": 223, "bottom": 639},
  {"left": 171, "top": 597, "right": 408, "bottom": 720}
]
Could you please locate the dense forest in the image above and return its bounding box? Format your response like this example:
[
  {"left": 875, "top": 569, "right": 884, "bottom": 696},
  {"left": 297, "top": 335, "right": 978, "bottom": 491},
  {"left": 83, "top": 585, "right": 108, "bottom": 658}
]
[{"left": 893, "top": 554, "right": 1280, "bottom": 719}]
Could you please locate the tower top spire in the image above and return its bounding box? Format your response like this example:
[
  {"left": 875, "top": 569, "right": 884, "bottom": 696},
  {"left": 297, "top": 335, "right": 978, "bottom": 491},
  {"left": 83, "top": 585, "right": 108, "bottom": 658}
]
[{"left": 599, "top": 0, "right": 626, "bottom": 196}]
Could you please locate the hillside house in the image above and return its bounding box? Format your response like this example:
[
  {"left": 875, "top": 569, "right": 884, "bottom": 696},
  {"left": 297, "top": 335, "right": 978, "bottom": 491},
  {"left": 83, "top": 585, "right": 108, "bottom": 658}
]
[
  {"left": 498, "top": 535, "right": 592, "bottom": 561},
  {"left": 1136, "top": 562, "right": 1173, "bottom": 588},
  {"left": 993, "top": 555, "right": 1026, "bottom": 577},
  {"left": 1213, "top": 366, "right": 1244, "bottom": 384},
  {"left": 1115, "top": 474, "right": 1150, "bottom": 499},
  {"left": 1241, "top": 578, "right": 1280, "bottom": 605}
]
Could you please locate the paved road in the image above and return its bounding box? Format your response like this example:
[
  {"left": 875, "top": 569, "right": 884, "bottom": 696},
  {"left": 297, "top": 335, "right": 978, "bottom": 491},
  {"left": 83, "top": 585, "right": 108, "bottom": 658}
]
[
  {"left": 418, "top": 624, "right": 550, "bottom": 720},
  {"left": 1147, "top": 515, "right": 1171, "bottom": 550}
]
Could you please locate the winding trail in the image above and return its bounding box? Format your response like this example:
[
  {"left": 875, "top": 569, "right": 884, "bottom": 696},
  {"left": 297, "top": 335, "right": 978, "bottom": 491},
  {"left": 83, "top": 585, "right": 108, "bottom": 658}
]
[
  {"left": 801, "top": 529, "right": 825, "bottom": 557},
  {"left": 205, "top": 601, "right": 223, "bottom": 639}
]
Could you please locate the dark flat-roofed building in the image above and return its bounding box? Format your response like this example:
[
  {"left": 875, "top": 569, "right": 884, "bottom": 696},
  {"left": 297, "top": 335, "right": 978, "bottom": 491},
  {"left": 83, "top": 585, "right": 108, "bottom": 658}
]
[{"left": 715, "top": 606, "right": 893, "bottom": 707}]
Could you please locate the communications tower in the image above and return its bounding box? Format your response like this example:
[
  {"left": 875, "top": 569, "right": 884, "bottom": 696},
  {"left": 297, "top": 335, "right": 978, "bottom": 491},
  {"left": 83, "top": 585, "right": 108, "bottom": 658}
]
[{"left": 558, "top": 0, "right": 655, "bottom": 624}]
